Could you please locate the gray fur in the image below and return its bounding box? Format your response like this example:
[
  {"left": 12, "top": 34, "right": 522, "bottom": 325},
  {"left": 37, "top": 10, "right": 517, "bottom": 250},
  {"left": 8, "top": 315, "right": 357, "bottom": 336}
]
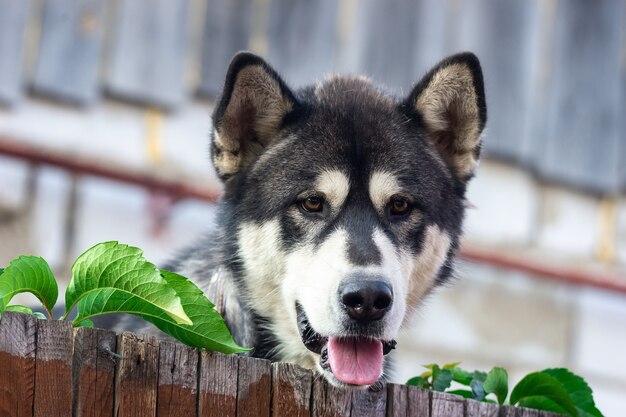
[{"left": 111, "top": 51, "right": 487, "bottom": 388}]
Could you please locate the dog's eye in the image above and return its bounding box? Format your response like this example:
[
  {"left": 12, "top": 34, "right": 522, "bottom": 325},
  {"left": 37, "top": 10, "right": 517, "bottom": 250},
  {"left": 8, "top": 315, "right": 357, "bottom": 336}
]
[
  {"left": 389, "top": 196, "right": 412, "bottom": 217},
  {"left": 300, "top": 195, "right": 324, "bottom": 213}
]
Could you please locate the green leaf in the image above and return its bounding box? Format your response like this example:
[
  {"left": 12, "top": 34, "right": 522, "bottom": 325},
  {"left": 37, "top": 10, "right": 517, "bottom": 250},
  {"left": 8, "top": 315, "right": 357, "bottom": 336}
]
[
  {"left": 0, "top": 268, "right": 4, "bottom": 275},
  {"left": 471, "top": 379, "right": 486, "bottom": 401},
  {"left": 510, "top": 372, "right": 578, "bottom": 416},
  {"left": 443, "top": 362, "right": 461, "bottom": 370},
  {"left": 75, "top": 319, "right": 94, "bottom": 328},
  {"left": 472, "top": 370, "right": 488, "bottom": 383},
  {"left": 540, "top": 368, "right": 604, "bottom": 417},
  {"left": 65, "top": 242, "right": 191, "bottom": 325},
  {"left": 432, "top": 366, "right": 453, "bottom": 392},
  {"left": 144, "top": 270, "right": 248, "bottom": 353},
  {"left": 518, "top": 396, "right": 571, "bottom": 415},
  {"left": 72, "top": 270, "right": 248, "bottom": 354},
  {"left": 5, "top": 304, "right": 34, "bottom": 314},
  {"left": 406, "top": 376, "right": 430, "bottom": 389},
  {"left": 4, "top": 305, "right": 47, "bottom": 320},
  {"left": 451, "top": 367, "right": 473, "bottom": 386},
  {"left": 447, "top": 389, "right": 474, "bottom": 399},
  {"left": 0, "top": 256, "right": 57, "bottom": 318},
  {"left": 483, "top": 367, "right": 509, "bottom": 405}
]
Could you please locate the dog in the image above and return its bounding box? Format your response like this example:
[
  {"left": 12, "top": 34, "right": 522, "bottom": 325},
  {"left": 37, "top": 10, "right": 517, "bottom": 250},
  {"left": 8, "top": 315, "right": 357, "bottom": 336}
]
[{"left": 164, "top": 51, "right": 486, "bottom": 389}]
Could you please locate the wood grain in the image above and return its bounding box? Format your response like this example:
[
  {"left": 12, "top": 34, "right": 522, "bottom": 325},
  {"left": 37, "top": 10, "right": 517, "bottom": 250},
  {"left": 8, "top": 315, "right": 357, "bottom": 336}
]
[
  {"left": 72, "top": 327, "right": 117, "bottom": 417},
  {"left": 114, "top": 332, "right": 159, "bottom": 417},
  {"left": 156, "top": 341, "right": 199, "bottom": 417},
  {"left": 33, "top": 319, "right": 74, "bottom": 417},
  {"left": 465, "top": 398, "right": 498, "bottom": 417},
  {"left": 311, "top": 378, "right": 351, "bottom": 417},
  {"left": 0, "top": 312, "right": 38, "bottom": 417},
  {"left": 350, "top": 384, "right": 386, "bottom": 417},
  {"left": 386, "top": 384, "right": 408, "bottom": 417},
  {"left": 237, "top": 356, "right": 271, "bottom": 417},
  {"left": 406, "top": 386, "right": 430, "bottom": 417},
  {"left": 271, "top": 362, "right": 313, "bottom": 417},
  {"left": 0, "top": 317, "right": 578, "bottom": 417},
  {"left": 197, "top": 351, "right": 239, "bottom": 417},
  {"left": 430, "top": 391, "right": 465, "bottom": 417},
  {"left": 0, "top": 0, "right": 30, "bottom": 104}
]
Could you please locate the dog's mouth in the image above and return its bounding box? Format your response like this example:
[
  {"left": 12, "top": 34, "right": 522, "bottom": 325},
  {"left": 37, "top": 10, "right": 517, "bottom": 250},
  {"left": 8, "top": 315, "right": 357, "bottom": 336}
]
[{"left": 296, "top": 303, "right": 396, "bottom": 386}]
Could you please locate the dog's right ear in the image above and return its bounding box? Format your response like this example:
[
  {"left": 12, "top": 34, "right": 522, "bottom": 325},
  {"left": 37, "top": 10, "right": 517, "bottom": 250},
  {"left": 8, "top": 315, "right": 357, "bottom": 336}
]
[{"left": 211, "top": 52, "right": 297, "bottom": 180}]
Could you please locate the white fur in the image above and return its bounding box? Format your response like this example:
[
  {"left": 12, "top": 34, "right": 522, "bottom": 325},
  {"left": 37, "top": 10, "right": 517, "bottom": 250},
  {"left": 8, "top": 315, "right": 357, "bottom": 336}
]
[
  {"left": 236, "top": 210, "right": 452, "bottom": 371},
  {"left": 368, "top": 171, "right": 402, "bottom": 212},
  {"left": 405, "top": 224, "right": 452, "bottom": 316},
  {"left": 284, "top": 228, "right": 352, "bottom": 337},
  {"left": 315, "top": 169, "right": 350, "bottom": 211},
  {"left": 237, "top": 220, "right": 286, "bottom": 316}
]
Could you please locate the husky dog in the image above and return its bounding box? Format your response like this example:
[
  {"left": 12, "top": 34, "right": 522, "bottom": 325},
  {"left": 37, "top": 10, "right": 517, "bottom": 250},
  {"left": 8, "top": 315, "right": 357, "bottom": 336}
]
[{"left": 167, "top": 52, "right": 486, "bottom": 389}]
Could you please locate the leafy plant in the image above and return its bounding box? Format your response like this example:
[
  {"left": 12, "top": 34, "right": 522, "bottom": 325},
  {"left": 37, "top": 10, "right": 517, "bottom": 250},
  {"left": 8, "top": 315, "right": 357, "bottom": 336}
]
[
  {"left": 407, "top": 363, "right": 603, "bottom": 417},
  {"left": 0, "top": 241, "right": 248, "bottom": 354}
]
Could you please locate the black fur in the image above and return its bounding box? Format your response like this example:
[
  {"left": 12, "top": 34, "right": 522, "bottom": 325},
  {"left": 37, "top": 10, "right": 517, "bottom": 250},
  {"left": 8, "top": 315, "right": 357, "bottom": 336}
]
[{"left": 118, "top": 52, "right": 487, "bottom": 388}]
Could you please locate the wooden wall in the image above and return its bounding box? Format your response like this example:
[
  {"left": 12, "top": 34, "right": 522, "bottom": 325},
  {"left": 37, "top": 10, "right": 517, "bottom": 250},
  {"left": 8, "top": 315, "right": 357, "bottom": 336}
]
[{"left": 0, "top": 0, "right": 624, "bottom": 194}]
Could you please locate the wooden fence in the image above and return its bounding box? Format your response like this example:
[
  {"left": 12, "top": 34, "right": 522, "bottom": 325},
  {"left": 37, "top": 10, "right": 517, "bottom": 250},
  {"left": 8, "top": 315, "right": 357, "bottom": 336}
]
[{"left": 0, "top": 311, "right": 564, "bottom": 417}]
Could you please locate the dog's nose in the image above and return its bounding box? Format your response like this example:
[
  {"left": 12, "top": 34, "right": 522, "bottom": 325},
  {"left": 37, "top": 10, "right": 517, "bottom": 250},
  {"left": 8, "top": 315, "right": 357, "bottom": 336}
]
[{"left": 339, "top": 280, "right": 393, "bottom": 323}]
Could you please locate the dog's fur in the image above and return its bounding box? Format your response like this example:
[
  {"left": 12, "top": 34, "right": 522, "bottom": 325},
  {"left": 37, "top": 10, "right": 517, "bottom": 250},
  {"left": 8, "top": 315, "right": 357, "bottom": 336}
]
[{"left": 155, "top": 52, "right": 485, "bottom": 388}]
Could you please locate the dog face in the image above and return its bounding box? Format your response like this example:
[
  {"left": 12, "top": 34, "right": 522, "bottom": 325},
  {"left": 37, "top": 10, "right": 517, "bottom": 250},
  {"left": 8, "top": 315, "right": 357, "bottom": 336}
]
[{"left": 211, "top": 52, "right": 486, "bottom": 388}]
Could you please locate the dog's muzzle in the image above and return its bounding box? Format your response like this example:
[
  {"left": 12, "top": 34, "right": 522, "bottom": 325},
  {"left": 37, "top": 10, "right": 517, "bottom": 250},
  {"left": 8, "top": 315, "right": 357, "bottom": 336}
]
[{"left": 296, "top": 303, "right": 396, "bottom": 386}]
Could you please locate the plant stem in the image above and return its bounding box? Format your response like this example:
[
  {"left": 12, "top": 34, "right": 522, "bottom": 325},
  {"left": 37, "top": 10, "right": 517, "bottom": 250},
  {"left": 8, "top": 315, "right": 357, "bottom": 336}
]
[{"left": 44, "top": 304, "right": 54, "bottom": 320}]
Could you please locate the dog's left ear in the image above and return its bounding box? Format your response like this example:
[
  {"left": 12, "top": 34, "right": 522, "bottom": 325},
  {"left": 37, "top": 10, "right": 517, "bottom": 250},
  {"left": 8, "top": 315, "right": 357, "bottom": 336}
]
[
  {"left": 405, "top": 52, "right": 487, "bottom": 181},
  {"left": 211, "top": 52, "right": 297, "bottom": 180}
]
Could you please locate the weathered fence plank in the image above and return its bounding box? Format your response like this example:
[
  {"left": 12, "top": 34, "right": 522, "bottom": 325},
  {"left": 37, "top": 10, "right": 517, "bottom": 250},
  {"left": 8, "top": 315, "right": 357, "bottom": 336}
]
[
  {"left": 456, "top": 0, "right": 540, "bottom": 164},
  {"left": 197, "top": 351, "right": 239, "bottom": 417},
  {"left": 387, "top": 384, "right": 408, "bottom": 417},
  {"left": 537, "top": 0, "right": 624, "bottom": 193},
  {"left": 0, "top": 314, "right": 585, "bottom": 417},
  {"left": 271, "top": 362, "right": 314, "bottom": 417},
  {"left": 0, "top": 312, "right": 37, "bottom": 417},
  {"left": 351, "top": 385, "right": 387, "bottom": 417},
  {"left": 349, "top": 0, "right": 420, "bottom": 91},
  {"left": 0, "top": 0, "right": 31, "bottom": 105},
  {"left": 466, "top": 398, "right": 498, "bottom": 417},
  {"left": 237, "top": 356, "right": 271, "bottom": 417},
  {"left": 114, "top": 332, "right": 159, "bottom": 417},
  {"left": 107, "top": 0, "right": 188, "bottom": 108},
  {"left": 431, "top": 391, "right": 464, "bottom": 417},
  {"left": 156, "top": 341, "right": 199, "bottom": 417},
  {"left": 198, "top": 0, "right": 253, "bottom": 98},
  {"left": 266, "top": 0, "right": 338, "bottom": 88},
  {"left": 388, "top": 384, "right": 430, "bottom": 417},
  {"left": 72, "top": 327, "right": 117, "bottom": 417},
  {"left": 32, "top": 0, "right": 106, "bottom": 105},
  {"left": 311, "top": 378, "right": 352, "bottom": 417},
  {"left": 33, "top": 320, "right": 74, "bottom": 417}
]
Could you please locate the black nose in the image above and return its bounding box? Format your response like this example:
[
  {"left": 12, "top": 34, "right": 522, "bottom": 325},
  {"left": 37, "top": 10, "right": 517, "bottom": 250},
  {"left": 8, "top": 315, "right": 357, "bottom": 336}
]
[{"left": 339, "top": 280, "right": 393, "bottom": 323}]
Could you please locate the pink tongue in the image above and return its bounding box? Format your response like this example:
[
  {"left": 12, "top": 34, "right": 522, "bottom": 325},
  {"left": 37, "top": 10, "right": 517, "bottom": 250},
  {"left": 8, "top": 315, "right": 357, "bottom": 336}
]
[{"left": 327, "top": 336, "right": 383, "bottom": 386}]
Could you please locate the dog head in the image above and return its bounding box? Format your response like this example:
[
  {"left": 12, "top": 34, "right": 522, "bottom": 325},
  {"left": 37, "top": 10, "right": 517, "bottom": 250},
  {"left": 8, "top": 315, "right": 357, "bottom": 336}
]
[{"left": 211, "top": 52, "right": 486, "bottom": 388}]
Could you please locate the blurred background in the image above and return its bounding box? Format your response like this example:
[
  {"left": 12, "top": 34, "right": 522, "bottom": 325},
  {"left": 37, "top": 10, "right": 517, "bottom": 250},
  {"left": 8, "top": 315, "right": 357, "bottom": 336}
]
[{"left": 0, "top": 0, "right": 625, "bottom": 414}]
